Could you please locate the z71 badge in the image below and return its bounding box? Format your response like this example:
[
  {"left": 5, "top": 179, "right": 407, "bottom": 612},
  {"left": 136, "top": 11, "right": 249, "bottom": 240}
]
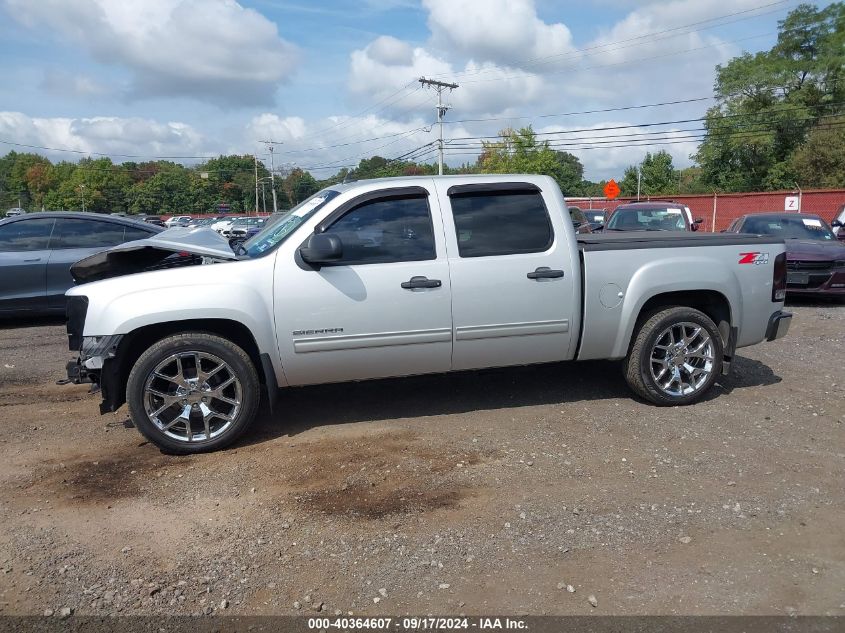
[{"left": 738, "top": 252, "right": 769, "bottom": 265}]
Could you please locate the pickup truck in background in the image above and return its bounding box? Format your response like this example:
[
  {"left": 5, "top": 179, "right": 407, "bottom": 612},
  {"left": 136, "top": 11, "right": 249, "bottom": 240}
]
[{"left": 63, "top": 175, "right": 792, "bottom": 454}]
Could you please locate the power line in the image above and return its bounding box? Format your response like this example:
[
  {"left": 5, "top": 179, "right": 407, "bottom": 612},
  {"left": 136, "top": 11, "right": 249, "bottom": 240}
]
[
  {"left": 431, "top": 1, "right": 794, "bottom": 82},
  {"left": 442, "top": 101, "right": 845, "bottom": 143},
  {"left": 444, "top": 119, "right": 845, "bottom": 154}
]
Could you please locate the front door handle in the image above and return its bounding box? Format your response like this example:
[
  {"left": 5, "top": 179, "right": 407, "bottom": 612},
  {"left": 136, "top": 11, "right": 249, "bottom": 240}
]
[
  {"left": 401, "top": 276, "right": 442, "bottom": 289},
  {"left": 527, "top": 267, "right": 564, "bottom": 280},
  {"left": 23, "top": 257, "right": 42, "bottom": 263}
]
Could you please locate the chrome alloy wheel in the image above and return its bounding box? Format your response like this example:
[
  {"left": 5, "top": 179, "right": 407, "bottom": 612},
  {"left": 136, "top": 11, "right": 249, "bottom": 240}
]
[
  {"left": 649, "top": 322, "right": 715, "bottom": 397},
  {"left": 143, "top": 351, "right": 242, "bottom": 443}
]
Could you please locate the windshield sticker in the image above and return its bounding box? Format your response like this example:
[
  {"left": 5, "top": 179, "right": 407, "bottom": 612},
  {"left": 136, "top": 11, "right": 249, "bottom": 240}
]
[
  {"left": 665, "top": 208, "right": 682, "bottom": 215},
  {"left": 293, "top": 197, "right": 327, "bottom": 217},
  {"left": 802, "top": 218, "right": 822, "bottom": 227}
]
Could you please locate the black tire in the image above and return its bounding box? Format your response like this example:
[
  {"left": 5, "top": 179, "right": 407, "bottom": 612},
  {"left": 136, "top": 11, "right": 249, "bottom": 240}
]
[
  {"left": 623, "top": 306, "right": 723, "bottom": 406},
  {"left": 127, "top": 333, "right": 260, "bottom": 454}
]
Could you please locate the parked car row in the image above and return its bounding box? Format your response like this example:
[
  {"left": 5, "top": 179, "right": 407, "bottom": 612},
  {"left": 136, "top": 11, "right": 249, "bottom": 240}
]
[{"left": 1, "top": 197, "right": 843, "bottom": 320}]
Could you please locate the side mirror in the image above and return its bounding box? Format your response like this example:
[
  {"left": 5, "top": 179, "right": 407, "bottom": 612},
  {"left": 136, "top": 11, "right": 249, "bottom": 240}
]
[
  {"left": 832, "top": 220, "right": 842, "bottom": 228},
  {"left": 694, "top": 218, "right": 704, "bottom": 224},
  {"left": 300, "top": 233, "right": 343, "bottom": 266}
]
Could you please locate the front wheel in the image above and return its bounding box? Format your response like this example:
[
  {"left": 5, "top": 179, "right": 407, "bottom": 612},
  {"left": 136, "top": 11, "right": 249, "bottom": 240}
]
[
  {"left": 623, "top": 307, "right": 723, "bottom": 406},
  {"left": 127, "top": 333, "right": 260, "bottom": 454}
]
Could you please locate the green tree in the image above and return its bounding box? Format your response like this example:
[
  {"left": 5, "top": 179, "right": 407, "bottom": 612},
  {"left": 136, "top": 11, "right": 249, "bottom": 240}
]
[
  {"left": 283, "top": 168, "right": 319, "bottom": 206},
  {"left": 695, "top": 3, "right": 845, "bottom": 191},
  {"left": 788, "top": 116, "right": 845, "bottom": 187},
  {"left": 620, "top": 150, "right": 677, "bottom": 196},
  {"left": 476, "top": 127, "right": 588, "bottom": 194}
]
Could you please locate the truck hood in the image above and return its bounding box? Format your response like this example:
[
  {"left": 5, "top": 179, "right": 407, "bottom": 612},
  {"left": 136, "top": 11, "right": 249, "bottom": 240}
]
[
  {"left": 70, "top": 226, "right": 239, "bottom": 284},
  {"left": 784, "top": 239, "right": 845, "bottom": 261}
]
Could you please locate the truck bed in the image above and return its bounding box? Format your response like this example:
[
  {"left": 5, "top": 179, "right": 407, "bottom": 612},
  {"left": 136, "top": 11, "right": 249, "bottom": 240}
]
[{"left": 575, "top": 231, "right": 785, "bottom": 362}]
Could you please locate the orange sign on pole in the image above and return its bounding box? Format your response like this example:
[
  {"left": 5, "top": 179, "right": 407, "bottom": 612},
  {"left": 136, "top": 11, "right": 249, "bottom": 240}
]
[{"left": 604, "top": 179, "right": 620, "bottom": 200}]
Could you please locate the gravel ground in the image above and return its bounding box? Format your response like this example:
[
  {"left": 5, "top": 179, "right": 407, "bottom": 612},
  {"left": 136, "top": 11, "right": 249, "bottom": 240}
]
[{"left": 0, "top": 303, "right": 843, "bottom": 617}]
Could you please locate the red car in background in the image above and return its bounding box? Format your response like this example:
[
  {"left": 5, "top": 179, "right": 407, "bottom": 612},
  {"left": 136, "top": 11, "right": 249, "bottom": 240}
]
[{"left": 726, "top": 212, "right": 845, "bottom": 301}]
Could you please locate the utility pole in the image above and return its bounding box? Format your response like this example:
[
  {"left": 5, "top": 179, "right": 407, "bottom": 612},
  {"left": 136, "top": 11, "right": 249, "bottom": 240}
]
[
  {"left": 259, "top": 140, "right": 280, "bottom": 214},
  {"left": 636, "top": 166, "right": 642, "bottom": 201},
  {"left": 419, "top": 77, "right": 458, "bottom": 175},
  {"left": 261, "top": 180, "right": 267, "bottom": 213},
  {"left": 80, "top": 184, "right": 86, "bottom": 212},
  {"left": 253, "top": 155, "right": 259, "bottom": 216}
]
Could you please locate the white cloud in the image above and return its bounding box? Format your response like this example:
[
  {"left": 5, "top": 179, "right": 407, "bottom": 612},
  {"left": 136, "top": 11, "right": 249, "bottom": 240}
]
[
  {"left": 245, "top": 114, "right": 308, "bottom": 145},
  {"left": 40, "top": 70, "right": 110, "bottom": 99},
  {"left": 348, "top": 38, "right": 545, "bottom": 116},
  {"left": 3, "top": 0, "right": 299, "bottom": 106},
  {"left": 423, "top": 0, "right": 576, "bottom": 67},
  {"left": 588, "top": 0, "right": 769, "bottom": 60},
  {"left": 367, "top": 36, "right": 415, "bottom": 67},
  {"left": 349, "top": 40, "right": 452, "bottom": 103},
  {"left": 0, "top": 112, "right": 207, "bottom": 159}
]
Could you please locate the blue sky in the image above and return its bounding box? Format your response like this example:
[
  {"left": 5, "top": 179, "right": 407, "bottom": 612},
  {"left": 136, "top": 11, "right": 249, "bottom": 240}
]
[{"left": 0, "top": 0, "right": 825, "bottom": 180}]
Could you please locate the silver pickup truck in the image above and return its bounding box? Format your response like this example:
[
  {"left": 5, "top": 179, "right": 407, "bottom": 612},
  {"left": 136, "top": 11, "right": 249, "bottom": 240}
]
[{"left": 64, "top": 175, "right": 791, "bottom": 454}]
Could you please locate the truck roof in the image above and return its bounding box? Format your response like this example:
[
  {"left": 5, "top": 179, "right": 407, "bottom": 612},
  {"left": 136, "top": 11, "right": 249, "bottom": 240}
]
[{"left": 327, "top": 174, "right": 553, "bottom": 194}]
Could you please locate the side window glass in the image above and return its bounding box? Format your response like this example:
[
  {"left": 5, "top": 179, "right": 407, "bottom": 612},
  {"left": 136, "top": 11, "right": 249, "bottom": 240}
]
[
  {"left": 51, "top": 219, "right": 128, "bottom": 249},
  {"left": 0, "top": 218, "right": 55, "bottom": 251},
  {"left": 123, "top": 225, "right": 154, "bottom": 242},
  {"left": 450, "top": 191, "right": 553, "bottom": 257},
  {"left": 323, "top": 195, "right": 436, "bottom": 264}
]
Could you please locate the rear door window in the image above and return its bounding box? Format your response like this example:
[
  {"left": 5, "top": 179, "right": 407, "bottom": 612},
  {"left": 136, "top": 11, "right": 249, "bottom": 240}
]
[
  {"left": 50, "top": 219, "right": 129, "bottom": 249},
  {"left": 0, "top": 218, "right": 55, "bottom": 251},
  {"left": 449, "top": 191, "right": 553, "bottom": 257}
]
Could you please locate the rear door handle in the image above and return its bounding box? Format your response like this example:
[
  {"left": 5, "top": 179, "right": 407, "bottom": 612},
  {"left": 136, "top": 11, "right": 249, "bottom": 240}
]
[
  {"left": 23, "top": 257, "right": 42, "bottom": 263},
  {"left": 401, "top": 276, "right": 442, "bottom": 289},
  {"left": 527, "top": 267, "right": 564, "bottom": 280}
]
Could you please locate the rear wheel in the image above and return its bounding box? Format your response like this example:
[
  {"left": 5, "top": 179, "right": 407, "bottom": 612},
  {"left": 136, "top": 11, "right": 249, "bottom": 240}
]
[
  {"left": 623, "top": 307, "right": 723, "bottom": 405},
  {"left": 127, "top": 333, "right": 260, "bottom": 454}
]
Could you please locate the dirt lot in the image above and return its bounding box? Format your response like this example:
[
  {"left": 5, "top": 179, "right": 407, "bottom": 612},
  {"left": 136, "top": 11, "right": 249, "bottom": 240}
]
[{"left": 0, "top": 304, "right": 843, "bottom": 617}]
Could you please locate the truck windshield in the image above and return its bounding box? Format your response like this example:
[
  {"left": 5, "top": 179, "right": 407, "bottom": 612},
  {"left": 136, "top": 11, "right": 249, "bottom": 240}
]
[
  {"left": 606, "top": 208, "right": 686, "bottom": 231},
  {"left": 243, "top": 189, "right": 340, "bottom": 258}
]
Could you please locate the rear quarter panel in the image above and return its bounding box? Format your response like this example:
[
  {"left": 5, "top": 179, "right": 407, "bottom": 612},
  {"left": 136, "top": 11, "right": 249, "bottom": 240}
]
[{"left": 578, "top": 241, "right": 785, "bottom": 360}]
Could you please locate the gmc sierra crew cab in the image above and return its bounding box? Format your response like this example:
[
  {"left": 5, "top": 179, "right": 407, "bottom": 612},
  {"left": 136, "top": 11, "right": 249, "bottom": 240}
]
[{"left": 63, "top": 175, "right": 792, "bottom": 454}]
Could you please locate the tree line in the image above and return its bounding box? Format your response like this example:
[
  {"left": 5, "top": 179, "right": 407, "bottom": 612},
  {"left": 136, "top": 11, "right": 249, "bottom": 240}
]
[{"left": 1, "top": 3, "right": 842, "bottom": 214}]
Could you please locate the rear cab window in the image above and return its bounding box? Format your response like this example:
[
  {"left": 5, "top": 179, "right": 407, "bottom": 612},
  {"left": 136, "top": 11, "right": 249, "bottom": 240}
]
[{"left": 447, "top": 184, "right": 554, "bottom": 257}]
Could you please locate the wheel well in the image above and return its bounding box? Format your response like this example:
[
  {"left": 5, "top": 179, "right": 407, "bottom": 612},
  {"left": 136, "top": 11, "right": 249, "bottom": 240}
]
[
  {"left": 636, "top": 290, "right": 732, "bottom": 345},
  {"left": 103, "top": 319, "right": 266, "bottom": 412}
]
